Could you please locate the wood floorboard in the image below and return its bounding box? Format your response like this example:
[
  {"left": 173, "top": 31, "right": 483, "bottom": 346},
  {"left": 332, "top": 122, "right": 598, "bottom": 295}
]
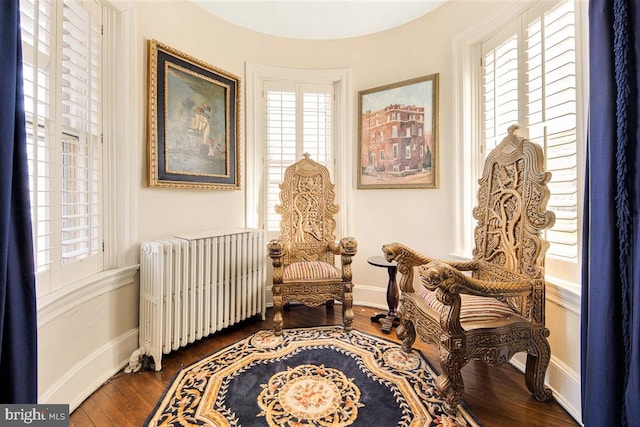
[
  {"left": 70, "top": 305, "right": 579, "bottom": 427},
  {"left": 76, "top": 396, "right": 111, "bottom": 427},
  {"left": 107, "top": 379, "right": 149, "bottom": 417},
  {"left": 91, "top": 387, "right": 132, "bottom": 427},
  {"left": 68, "top": 407, "right": 92, "bottom": 427}
]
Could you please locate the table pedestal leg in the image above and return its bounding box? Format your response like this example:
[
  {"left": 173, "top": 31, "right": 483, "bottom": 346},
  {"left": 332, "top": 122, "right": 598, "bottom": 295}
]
[{"left": 370, "top": 265, "right": 400, "bottom": 333}]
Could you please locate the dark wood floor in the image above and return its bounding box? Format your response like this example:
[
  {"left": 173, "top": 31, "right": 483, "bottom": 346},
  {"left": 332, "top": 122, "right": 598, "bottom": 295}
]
[{"left": 70, "top": 305, "right": 579, "bottom": 426}]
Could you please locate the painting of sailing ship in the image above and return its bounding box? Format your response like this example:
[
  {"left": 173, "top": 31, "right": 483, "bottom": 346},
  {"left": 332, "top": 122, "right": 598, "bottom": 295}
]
[
  {"left": 165, "top": 64, "right": 228, "bottom": 177},
  {"left": 147, "top": 40, "right": 240, "bottom": 189}
]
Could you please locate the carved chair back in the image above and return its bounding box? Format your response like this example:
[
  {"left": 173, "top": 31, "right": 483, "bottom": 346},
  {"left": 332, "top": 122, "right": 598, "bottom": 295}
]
[
  {"left": 276, "top": 153, "right": 339, "bottom": 266},
  {"left": 471, "top": 125, "right": 555, "bottom": 321}
]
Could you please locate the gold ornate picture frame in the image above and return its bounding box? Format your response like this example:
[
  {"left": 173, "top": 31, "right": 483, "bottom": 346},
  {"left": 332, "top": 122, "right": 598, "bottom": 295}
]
[
  {"left": 357, "top": 73, "right": 439, "bottom": 189},
  {"left": 147, "top": 39, "right": 241, "bottom": 189}
]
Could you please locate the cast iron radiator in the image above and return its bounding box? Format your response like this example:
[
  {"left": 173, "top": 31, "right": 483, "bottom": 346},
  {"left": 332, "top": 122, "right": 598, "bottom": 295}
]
[{"left": 126, "top": 228, "right": 266, "bottom": 372}]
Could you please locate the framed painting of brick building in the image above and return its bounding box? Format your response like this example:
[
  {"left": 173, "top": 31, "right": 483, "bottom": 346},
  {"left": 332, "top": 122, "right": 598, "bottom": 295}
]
[{"left": 357, "top": 74, "right": 439, "bottom": 189}]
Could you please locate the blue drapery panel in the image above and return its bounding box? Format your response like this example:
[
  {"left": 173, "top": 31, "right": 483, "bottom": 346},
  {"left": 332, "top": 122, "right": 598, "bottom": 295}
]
[
  {"left": 0, "top": 0, "right": 38, "bottom": 403},
  {"left": 582, "top": 0, "right": 640, "bottom": 425}
]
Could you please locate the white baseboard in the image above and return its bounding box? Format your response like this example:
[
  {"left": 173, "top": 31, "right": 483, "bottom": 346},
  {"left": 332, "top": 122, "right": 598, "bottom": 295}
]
[
  {"left": 353, "top": 283, "right": 389, "bottom": 311},
  {"left": 39, "top": 328, "right": 139, "bottom": 412}
]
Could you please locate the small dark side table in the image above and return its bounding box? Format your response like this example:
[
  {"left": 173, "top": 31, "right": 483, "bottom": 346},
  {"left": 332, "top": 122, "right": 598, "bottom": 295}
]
[{"left": 367, "top": 255, "right": 400, "bottom": 334}]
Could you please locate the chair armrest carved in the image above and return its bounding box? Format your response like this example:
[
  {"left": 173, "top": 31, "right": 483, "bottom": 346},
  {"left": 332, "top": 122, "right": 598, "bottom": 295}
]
[
  {"left": 268, "top": 238, "right": 284, "bottom": 285},
  {"left": 381, "top": 242, "right": 479, "bottom": 294},
  {"left": 327, "top": 237, "right": 357, "bottom": 255},
  {"left": 339, "top": 237, "right": 358, "bottom": 255},
  {"left": 420, "top": 261, "right": 534, "bottom": 298},
  {"left": 329, "top": 237, "right": 357, "bottom": 281}
]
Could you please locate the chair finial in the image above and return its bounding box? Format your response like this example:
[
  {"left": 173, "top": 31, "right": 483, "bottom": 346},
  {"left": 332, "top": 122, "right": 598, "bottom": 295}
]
[
  {"left": 303, "top": 153, "right": 310, "bottom": 160},
  {"left": 508, "top": 124, "right": 520, "bottom": 136}
]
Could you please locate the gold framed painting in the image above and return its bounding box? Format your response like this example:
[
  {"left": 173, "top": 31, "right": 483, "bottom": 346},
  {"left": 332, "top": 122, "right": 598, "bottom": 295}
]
[
  {"left": 357, "top": 73, "right": 439, "bottom": 189},
  {"left": 147, "top": 39, "right": 241, "bottom": 189}
]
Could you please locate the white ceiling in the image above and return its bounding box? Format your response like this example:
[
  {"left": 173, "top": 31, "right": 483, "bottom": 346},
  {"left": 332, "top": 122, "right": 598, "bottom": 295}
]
[{"left": 190, "top": 1, "right": 448, "bottom": 40}]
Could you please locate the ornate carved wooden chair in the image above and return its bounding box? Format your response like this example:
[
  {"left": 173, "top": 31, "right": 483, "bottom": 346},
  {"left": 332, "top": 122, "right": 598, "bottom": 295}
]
[
  {"left": 268, "top": 153, "right": 357, "bottom": 336},
  {"left": 383, "top": 126, "right": 555, "bottom": 412}
]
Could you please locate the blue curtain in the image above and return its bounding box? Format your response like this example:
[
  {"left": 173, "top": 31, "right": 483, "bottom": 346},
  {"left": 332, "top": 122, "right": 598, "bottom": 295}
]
[
  {"left": 582, "top": 0, "right": 640, "bottom": 425},
  {"left": 0, "top": 0, "right": 38, "bottom": 403}
]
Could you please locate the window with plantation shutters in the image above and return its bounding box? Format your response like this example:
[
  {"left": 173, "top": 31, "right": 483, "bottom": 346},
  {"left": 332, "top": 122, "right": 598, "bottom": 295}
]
[
  {"left": 480, "top": 0, "right": 579, "bottom": 278},
  {"left": 20, "top": 0, "right": 103, "bottom": 294},
  {"left": 264, "top": 82, "right": 333, "bottom": 232}
]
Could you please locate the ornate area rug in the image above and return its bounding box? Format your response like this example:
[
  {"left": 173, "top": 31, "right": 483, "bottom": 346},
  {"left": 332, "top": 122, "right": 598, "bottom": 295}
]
[{"left": 146, "top": 327, "right": 481, "bottom": 426}]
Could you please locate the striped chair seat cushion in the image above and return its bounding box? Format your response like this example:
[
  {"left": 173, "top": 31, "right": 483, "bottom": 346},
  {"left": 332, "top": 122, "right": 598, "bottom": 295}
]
[
  {"left": 283, "top": 261, "right": 341, "bottom": 281},
  {"left": 416, "top": 287, "right": 518, "bottom": 324}
]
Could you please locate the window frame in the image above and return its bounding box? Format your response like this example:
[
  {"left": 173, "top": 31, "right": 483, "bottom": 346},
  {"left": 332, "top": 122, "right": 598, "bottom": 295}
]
[
  {"left": 26, "top": 0, "right": 140, "bottom": 310},
  {"left": 21, "top": 0, "right": 105, "bottom": 296},
  {"left": 451, "top": 0, "right": 586, "bottom": 302},
  {"left": 263, "top": 81, "right": 334, "bottom": 232},
  {"left": 245, "top": 63, "right": 353, "bottom": 239}
]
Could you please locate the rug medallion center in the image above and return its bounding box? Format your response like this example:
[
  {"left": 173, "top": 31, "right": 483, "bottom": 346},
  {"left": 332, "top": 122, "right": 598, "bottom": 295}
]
[{"left": 258, "top": 363, "right": 362, "bottom": 425}]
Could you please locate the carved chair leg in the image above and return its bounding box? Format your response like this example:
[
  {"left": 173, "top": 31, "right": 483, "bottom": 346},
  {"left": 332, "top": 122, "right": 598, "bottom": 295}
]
[
  {"left": 436, "top": 350, "right": 466, "bottom": 413},
  {"left": 400, "top": 319, "right": 416, "bottom": 353},
  {"left": 273, "top": 295, "right": 284, "bottom": 336},
  {"left": 395, "top": 307, "right": 408, "bottom": 340},
  {"left": 342, "top": 291, "right": 354, "bottom": 332},
  {"left": 525, "top": 331, "right": 553, "bottom": 401}
]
